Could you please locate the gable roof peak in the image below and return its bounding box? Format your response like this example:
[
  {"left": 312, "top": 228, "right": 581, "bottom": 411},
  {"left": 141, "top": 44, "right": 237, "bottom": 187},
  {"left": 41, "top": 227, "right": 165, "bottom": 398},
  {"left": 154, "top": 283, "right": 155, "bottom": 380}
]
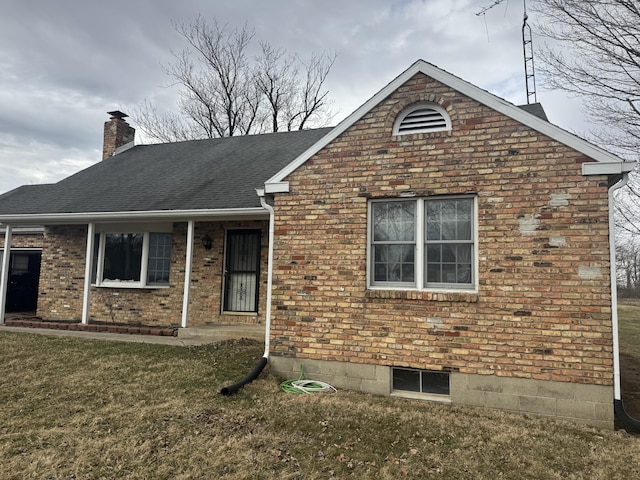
[{"left": 264, "top": 59, "right": 631, "bottom": 190}]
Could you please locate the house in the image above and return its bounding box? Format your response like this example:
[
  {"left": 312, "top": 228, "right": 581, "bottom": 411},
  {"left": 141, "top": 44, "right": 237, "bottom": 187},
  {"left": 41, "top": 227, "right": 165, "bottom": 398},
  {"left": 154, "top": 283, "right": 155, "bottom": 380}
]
[{"left": 0, "top": 60, "right": 634, "bottom": 429}]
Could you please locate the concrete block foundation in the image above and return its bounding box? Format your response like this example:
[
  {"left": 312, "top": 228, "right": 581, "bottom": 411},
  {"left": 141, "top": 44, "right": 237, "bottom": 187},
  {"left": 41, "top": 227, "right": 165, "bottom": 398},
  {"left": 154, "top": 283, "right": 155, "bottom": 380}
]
[{"left": 269, "top": 356, "right": 614, "bottom": 430}]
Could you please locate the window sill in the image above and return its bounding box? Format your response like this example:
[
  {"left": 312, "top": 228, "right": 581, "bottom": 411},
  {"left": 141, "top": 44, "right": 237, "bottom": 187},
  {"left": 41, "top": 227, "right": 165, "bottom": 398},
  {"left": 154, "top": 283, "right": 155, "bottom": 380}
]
[
  {"left": 391, "top": 391, "right": 451, "bottom": 403},
  {"left": 366, "top": 289, "right": 478, "bottom": 303},
  {"left": 92, "top": 283, "right": 170, "bottom": 290},
  {"left": 222, "top": 311, "right": 258, "bottom": 316}
]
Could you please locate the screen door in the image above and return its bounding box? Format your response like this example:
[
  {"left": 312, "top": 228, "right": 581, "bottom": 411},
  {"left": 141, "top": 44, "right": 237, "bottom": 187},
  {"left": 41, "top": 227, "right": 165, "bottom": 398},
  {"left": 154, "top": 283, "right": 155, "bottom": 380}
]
[{"left": 223, "top": 230, "right": 261, "bottom": 312}]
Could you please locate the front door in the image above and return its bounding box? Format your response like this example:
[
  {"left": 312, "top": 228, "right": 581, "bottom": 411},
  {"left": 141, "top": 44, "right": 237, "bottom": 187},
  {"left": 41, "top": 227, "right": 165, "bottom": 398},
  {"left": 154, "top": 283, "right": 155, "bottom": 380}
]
[{"left": 223, "top": 230, "right": 261, "bottom": 313}]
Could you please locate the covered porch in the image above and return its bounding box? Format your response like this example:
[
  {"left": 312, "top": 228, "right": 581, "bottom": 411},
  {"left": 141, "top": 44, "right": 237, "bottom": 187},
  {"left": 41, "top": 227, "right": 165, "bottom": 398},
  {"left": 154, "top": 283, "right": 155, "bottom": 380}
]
[{"left": 0, "top": 208, "right": 273, "bottom": 333}]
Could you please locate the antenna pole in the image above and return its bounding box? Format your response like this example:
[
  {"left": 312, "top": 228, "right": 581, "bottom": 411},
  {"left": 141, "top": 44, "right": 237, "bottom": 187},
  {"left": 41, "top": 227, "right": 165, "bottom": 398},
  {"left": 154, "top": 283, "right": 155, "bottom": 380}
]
[
  {"left": 522, "top": 0, "right": 537, "bottom": 103},
  {"left": 477, "top": 0, "right": 538, "bottom": 104}
]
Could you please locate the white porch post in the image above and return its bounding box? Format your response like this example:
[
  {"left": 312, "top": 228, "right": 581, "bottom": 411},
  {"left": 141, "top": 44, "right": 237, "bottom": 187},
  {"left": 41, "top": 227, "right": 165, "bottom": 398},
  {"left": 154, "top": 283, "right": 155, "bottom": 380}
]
[
  {"left": 81, "top": 223, "right": 95, "bottom": 325},
  {"left": 181, "top": 220, "right": 195, "bottom": 328},
  {"left": 0, "top": 225, "right": 13, "bottom": 325}
]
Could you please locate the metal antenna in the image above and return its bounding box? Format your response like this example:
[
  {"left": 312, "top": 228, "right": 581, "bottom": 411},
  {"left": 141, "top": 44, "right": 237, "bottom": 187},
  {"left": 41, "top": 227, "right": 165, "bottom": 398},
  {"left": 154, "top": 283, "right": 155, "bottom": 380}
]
[
  {"left": 522, "top": 0, "right": 537, "bottom": 103},
  {"left": 476, "top": 0, "right": 537, "bottom": 104}
]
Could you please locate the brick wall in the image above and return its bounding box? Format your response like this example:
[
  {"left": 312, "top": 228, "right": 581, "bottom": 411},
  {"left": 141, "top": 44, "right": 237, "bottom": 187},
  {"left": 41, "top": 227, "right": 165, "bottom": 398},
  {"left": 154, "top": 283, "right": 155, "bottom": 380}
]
[
  {"left": 0, "top": 232, "right": 43, "bottom": 249},
  {"left": 36, "top": 221, "right": 268, "bottom": 326},
  {"left": 269, "top": 72, "right": 614, "bottom": 387},
  {"left": 37, "top": 225, "right": 86, "bottom": 320}
]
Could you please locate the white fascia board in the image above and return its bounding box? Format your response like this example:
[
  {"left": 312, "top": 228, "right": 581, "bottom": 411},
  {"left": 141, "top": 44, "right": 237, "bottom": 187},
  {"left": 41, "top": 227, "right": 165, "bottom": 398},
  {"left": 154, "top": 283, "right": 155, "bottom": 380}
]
[
  {"left": 582, "top": 161, "right": 636, "bottom": 176},
  {"left": 265, "top": 59, "right": 626, "bottom": 187},
  {"left": 0, "top": 207, "right": 269, "bottom": 225}
]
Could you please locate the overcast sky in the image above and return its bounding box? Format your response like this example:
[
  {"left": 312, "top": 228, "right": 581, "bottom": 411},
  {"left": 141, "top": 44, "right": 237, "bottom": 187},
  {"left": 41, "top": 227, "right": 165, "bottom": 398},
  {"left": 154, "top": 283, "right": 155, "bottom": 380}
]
[{"left": 0, "top": 0, "right": 592, "bottom": 194}]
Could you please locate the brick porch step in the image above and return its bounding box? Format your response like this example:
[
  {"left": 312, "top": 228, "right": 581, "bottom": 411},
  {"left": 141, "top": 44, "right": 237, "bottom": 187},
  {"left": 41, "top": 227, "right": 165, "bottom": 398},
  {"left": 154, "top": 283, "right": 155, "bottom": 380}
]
[{"left": 3, "top": 318, "right": 178, "bottom": 336}]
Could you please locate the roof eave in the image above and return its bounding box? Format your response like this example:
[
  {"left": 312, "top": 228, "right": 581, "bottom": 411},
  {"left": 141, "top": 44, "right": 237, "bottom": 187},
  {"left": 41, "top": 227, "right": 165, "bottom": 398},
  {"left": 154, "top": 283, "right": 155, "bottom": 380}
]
[{"left": 0, "top": 207, "right": 269, "bottom": 226}]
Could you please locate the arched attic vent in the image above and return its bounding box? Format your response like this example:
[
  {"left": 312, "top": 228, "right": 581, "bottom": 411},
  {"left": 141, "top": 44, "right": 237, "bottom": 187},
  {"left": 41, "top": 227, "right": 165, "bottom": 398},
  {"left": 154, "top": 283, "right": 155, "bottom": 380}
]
[{"left": 393, "top": 102, "right": 451, "bottom": 135}]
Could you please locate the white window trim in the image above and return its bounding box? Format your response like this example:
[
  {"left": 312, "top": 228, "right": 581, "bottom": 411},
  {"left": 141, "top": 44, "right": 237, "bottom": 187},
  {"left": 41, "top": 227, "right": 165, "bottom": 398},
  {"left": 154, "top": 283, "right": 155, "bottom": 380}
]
[
  {"left": 367, "top": 196, "right": 478, "bottom": 293},
  {"left": 92, "top": 224, "right": 172, "bottom": 289},
  {"left": 392, "top": 102, "right": 451, "bottom": 136}
]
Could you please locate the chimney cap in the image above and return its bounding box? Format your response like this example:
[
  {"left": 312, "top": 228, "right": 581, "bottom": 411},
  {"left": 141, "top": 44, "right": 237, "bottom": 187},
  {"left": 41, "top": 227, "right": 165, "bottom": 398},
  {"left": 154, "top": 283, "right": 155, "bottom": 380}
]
[{"left": 107, "top": 110, "right": 129, "bottom": 120}]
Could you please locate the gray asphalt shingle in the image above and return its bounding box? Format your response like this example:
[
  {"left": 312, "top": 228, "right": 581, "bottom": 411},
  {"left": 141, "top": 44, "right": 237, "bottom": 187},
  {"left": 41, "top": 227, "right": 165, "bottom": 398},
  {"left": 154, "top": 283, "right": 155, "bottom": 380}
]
[{"left": 0, "top": 128, "right": 332, "bottom": 216}]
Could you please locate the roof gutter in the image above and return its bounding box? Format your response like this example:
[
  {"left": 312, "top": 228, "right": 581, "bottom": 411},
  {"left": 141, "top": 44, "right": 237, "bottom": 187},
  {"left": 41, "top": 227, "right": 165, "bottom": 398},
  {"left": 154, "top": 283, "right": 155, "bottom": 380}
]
[
  {"left": 0, "top": 207, "right": 269, "bottom": 225},
  {"left": 608, "top": 174, "right": 640, "bottom": 432}
]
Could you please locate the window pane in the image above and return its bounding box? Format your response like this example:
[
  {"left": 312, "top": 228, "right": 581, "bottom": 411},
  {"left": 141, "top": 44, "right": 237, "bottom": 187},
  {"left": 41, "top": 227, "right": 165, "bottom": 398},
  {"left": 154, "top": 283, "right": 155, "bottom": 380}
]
[
  {"left": 426, "top": 220, "right": 440, "bottom": 241},
  {"left": 426, "top": 244, "right": 441, "bottom": 263},
  {"left": 393, "top": 369, "right": 420, "bottom": 392},
  {"left": 426, "top": 243, "right": 473, "bottom": 285},
  {"left": 457, "top": 199, "right": 472, "bottom": 221},
  {"left": 421, "top": 371, "right": 450, "bottom": 395},
  {"left": 442, "top": 264, "right": 457, "bottom": 283},
  {"left": 402, "top": 263, "right": 415, "bottom": 282},
  {"left": 374, "top": 245, "right": 414, "bottom": 283},
  {"left": 457, "top": 263, "right": 472, "bottom": 283},
  {"left": 442, "top": 244, "right": 456, "bottom": 262},
  {"left": 373, "top": 202, "right": 415, "bottom": 241},
  {"left": 147, "top": 233, "right": 172, "bottom": 285},
  {"left": 103, "top": 233, "right": 142, "bottom": 282},
  {"left": 426, "top": 263, "right": 440, "bottom": 283},
  {"left": 374, "top": 263, "right": 387, "bottom": 282}
]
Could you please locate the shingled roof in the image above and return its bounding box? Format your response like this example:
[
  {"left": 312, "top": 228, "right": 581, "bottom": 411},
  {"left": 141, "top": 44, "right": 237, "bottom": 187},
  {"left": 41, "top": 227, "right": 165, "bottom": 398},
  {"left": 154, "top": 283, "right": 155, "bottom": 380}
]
[{"left": 0, "top": 127, "right": 332, "bottom": 219}]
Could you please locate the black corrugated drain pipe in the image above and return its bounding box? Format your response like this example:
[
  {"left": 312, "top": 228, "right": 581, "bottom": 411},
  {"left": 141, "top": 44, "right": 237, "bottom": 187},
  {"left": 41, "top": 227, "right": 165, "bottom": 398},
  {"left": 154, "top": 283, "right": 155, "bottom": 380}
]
[
  {"left": 615, "top": 400, "right": 640, "bottom": 432},
  {"left": 220, "top": 356, "right": 268, "bottom": 396}
]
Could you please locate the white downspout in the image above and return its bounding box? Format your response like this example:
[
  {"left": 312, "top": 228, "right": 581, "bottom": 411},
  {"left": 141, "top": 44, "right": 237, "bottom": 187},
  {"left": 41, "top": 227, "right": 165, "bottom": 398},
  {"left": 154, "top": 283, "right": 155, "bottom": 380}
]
[
  {"left": 608, "top": 174, "right": 640, "bottom": 430},
  {"left": 0, "top": 225, "right": 13, "bottom": 325},
  {"left": 609, "top": 175, "right": 629, "bottom": 400},
  {"left": 258, "top": 190, "right": 274, "bottom": 359}
]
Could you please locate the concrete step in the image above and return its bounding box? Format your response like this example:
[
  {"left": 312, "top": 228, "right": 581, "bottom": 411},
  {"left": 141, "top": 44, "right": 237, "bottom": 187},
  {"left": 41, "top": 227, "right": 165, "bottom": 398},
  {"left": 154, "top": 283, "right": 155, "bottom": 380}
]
[{"left": 178, "top": 324, "right": 265, "bottom": 342}]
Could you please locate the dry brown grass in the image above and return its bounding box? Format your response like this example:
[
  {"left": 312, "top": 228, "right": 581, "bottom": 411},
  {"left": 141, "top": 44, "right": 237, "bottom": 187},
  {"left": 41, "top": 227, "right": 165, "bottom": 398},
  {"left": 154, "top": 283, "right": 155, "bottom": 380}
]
[{"left": 1, "top": 330, "right": 640, "bottom": 479}]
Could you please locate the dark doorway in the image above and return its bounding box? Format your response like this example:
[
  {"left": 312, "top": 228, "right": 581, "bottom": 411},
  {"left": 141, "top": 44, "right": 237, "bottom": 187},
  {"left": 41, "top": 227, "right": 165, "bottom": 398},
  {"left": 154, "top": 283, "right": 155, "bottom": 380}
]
[
  {"left": 223, "top": 230, "right": 261, "bottom": 313},
  {"left": 4, "top": 251, "right": 41, "bottom": 312}
]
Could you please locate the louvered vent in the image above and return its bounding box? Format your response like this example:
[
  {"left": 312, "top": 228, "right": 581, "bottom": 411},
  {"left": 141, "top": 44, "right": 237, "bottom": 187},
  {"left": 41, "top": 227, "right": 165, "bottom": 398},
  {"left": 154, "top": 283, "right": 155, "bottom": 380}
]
[{"left": 397, "top": 107, "right": 448, "bottom": 134}]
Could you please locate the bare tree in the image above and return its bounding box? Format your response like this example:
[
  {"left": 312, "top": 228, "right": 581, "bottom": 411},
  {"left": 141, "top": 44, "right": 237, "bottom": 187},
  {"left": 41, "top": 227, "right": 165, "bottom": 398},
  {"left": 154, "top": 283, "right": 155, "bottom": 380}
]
[
  {"left": 617, "top": 236, "right": 640, "bottom": 296},
  {"left": 532, "top": 0, "right": 640, "bottom": 157},
  {"left": 131, "top": 16, "right": 336, "bottom": 142},
  {"left": 615, "top": 164, "right": 640, "bottom": 236},
  {"left": 532, "top": 1, "right": 640, "bottom": 237}
]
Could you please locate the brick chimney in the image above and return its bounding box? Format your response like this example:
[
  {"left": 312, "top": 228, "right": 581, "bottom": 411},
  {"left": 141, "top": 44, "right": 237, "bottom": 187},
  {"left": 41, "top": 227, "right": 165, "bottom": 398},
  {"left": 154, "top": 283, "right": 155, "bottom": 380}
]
[{"left": 103, "top": 111, "right": 135, "bottom": 160}]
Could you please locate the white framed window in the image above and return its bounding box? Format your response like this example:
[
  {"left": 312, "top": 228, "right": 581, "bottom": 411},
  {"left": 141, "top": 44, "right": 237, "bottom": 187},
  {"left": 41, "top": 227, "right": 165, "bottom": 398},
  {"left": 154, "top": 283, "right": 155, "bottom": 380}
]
[
  {"left": 369, "top": 196, "right": 476, "bottom": 291},
  {"left": 91, "top": 225, "right": 173, "bottom": 288},
  {"left": 393, "top": 102, "right": 451, "bottom": 136}
]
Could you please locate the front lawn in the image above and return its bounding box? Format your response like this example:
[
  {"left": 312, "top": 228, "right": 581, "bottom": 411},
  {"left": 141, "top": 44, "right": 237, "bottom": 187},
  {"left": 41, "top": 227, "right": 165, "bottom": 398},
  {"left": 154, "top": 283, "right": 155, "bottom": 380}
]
[{"left": 1, "top": 330, "right": 640, "bottom": 479}]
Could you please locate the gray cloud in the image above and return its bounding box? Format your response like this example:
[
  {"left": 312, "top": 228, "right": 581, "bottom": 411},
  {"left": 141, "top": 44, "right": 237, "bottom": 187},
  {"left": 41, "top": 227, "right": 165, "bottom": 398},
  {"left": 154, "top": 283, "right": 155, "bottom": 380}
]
[{"left": 0, "top": 0, "right": 593, "bottom": 194}]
